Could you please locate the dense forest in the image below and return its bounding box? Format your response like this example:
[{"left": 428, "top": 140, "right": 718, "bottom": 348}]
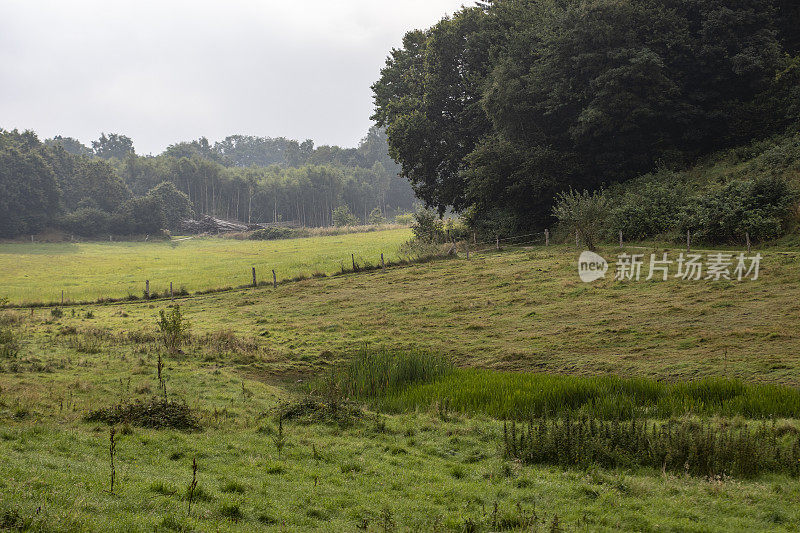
[
  {"left": 373, "top": 0, "right": 800, "bottom": 235},
  {"left": 0, "top": 127, "right": 415, "bottom": 238}
]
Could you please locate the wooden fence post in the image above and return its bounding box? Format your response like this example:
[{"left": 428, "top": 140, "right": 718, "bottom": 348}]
[
  {"left": 145, "top": 280, "right": 150, "bottom": 300},
  {"left": 252, "top": 267, "right": 257, "bottom": 287},
  {"left": 272, "top": 269, "right": 277, "bottom": 289},
  {"left": 61, "top": 290, "right": 64, "bottom": 305},
  {"left": 352, "top": 253, "right": 356, "bottom": 271},
  {"left": 576, "top": 230, "right": 579, "bottom": 249},
  {"left": 686, "top": 230, "right": 691, "bottom": 253},
  {"left": 545, "top": 229, "right": 549, "bottom": 247},
  {"left": 381, "top": 253, "right": 385, "bottom": 271},
  {"left": 496, "top": 235, "right": 499, "bottom": 250},
  {"left": 746, "top": 232, "right": 751, "bottom": 253},
  {"left": 466, "top": 244, "right": 470, "bottom": 260},
  {"left": 619, "top": 230, "right": 623, "bottom": 248}
]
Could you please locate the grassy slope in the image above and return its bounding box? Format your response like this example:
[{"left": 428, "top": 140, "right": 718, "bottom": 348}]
[
  {"left": 0, "top": 228, "right": 411, "bottom": 304},
  {"left": 16, "top": 244, "right": 795, "bottom": 383},
  {"left": 2, "top": 244, "right": 800, "bottom": 531}
]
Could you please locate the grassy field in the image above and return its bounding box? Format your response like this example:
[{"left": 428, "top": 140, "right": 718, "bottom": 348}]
[
  {"left": 0, "top": 228, "right": 411, "bottom": 304},
  {"left": 2, "top": 242, "right": 800, "bottom": 531}
]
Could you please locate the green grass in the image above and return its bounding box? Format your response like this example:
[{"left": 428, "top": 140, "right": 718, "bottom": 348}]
[
  {"left": 0, "top": 228, "right": 411, "bottom": 304},
  {"left": 378, "top": 368, "right": 800, "bottom": 419},
  {"left": 2, "top": 242, "right": 800, "bottom": 530}
]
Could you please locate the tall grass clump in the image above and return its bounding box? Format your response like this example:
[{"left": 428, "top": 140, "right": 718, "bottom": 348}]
[
  {"left": 315, "top": 348, "right": 453, "bottom": 402},
  {"left": 504, "top": 415, "right": 800, "bottom": 478},
  {"left": 381, "top": 369, "right": 800, "bottom": 420}
]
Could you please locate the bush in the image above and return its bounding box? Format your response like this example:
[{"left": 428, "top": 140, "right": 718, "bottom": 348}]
[
  {"left": 112, "top": 196, "right": 167, "bottom": 235},
  {"left": 609, "top": 172, "right": 687, "bottom": 240},
  {"left": 504, "top": 415, "right": 800, "bottom": 478},
  {"left": 146, "top": 181, "right": 194, "bottom": 230},
  {"left": 0, "top": 328, "right": 19, "bottom": 358},
  {"left": 552, "top": 189, "right": 609, "bottom": 250},
  {"left": 156, "top": 305, "right": 189, "bottom": 354},
  {"left": 411, "top": 209, "right": 445, "bottom": 243},
  {"left": 58, "top": 207, "right": 113, "bottom": 237},
  {"left": 681, "top": 176, "right": 799, "bottom": 243},
  {"left": 368, "top": 207, "right": 385, "bottom": 225},
  {"left": 249, "top": 227, "right": 299, "bottom": 240},
  {"left": 394, "top": 212, "right": 414, "bottom": 225},
  {"left": 85, "top": 397, "right": 200, "bottom": 431},
  {"left": 332, "top": 205, "right": 359, "bottom": 227}
]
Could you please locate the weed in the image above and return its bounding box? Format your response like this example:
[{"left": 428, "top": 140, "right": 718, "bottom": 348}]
[
  {"left": 187, "top": 458, "right": 198, "bottom": 516},
  {"left": 272, "top": 414, "right": 286, "bottom": 459},
  {"left": 219, "top": 503, "right": 243, "bottom": 522},
  {"left": 86, "top": 398, "right": 201, "bottom": 431},
  {"left": 108, "top": 427, "right": 116, "bottom": 494},
  {"left": 50, "top": 308, "right": 63, "bottom": 319}
]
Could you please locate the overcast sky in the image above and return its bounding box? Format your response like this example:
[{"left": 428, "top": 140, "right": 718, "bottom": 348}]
[{"left": 0, "top": 0, "right": 466, "bottom": 154}]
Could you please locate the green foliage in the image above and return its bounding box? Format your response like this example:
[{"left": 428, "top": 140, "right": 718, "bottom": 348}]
[
  {"left": 381, "top": 370, "right": 800, "bottom": 421},
  {"left": 552, "top": 189, "right": 608, "bottom": 250},
  {"left": 373, "top": 0, "right": 799, "bottom": 231},
  {"left": 394, "top": 212, "right": 413, "bottom": 225},
  {"left": 113, "top": 196, "right": 167, "bottom": 235},
  {"left": 681, "top": 176, "right": 799, "bottom": 243},
  {"left": 157, "top": 305, "right": 189, "bottom": 354},
  {"left": 504, "top": 416, "right": 800, "bottom": 478},
  {"left": 0, "top": 327, "right": 19, "bottom": 358},
  {"left": 608, "top": 172, "right": 687, "bottom": 240},
  {"left": 332, "top": 205, "right": 359, "bottom": 227},
  {"left": 410, "top": 209, "right": 445, "bottom": 243},
  {"left": 146, "top": 181, "right": 194, "bottom": 230},
  {"left": 0, "top": 130, "right": 60, "bottom": 237},
  {"left": 85, "top": 397, "right": 200, "bottom": 430},
  {"left": 248, "top": 227, "right": 298, "bottom": 240},
  {"left": 58, "top": 207, "right": 113, "bottom": 237},
  {"left": 92, "top": 133, "right": 135, "bottom": 160},
  {"left": 316, "top": 348, "right": 453, "bottom": 402},
  {"left": 368, "top": 207, "right": 384, "bottom": 225}
]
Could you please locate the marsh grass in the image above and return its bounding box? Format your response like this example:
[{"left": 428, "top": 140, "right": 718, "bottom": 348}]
[
  {"left": 504, "top": 415, "right": 800, "bottom": 478},
  {"left": 332, "top": 351, "right": 800, "bottom": 420}
]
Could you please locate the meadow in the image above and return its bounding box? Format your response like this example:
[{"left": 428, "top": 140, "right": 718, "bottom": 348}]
[
  {"left": 0, "top": 228, "right": 411, "bottom": 305},
  {"left": 2, "top": 240, "right": 800, "bottom": 531}
]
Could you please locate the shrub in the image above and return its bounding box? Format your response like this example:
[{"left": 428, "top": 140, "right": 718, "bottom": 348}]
[
  {"left": 157, "top": 305, "right": 189, "bottom": 354},
  {"left": 0, "top": 328, "right": 19, "bottom": 358},
  {"left": 681, "top": 176, "right": 799, "bottom": 243},
  {"left": 112, "top": 196, "right": 167, "bottom": 235},
  {"left": 608, "top": 172, "right": 686, "bottom": 240},
  {"left": 394, "top": 212, "right": 414, "bottom": 225},
  {"left": 552, "top": 189, "right": 609, "bottom": 250},
  {"left": 58, "top": 207, "right": 113, "bottom": 237},
  {"left": 85, "top": 397, "right": 201, "bottom": 431},
  {"left": 146, "top": 181, "right": 194, "bottom": 230},
  {"left": 411, "top": 209, "right": 445, "bottom": 243},
  {"left": 249, "top": 227, "right": 298, "bottom": 240},
  {"left": 504, "top": 415, "right": 800, "bottom": 478},
  {"left": 332, "top": 205, "right": 359, "bottom": 227},
  {"left": 368, "top": 207, "right": 385, "bottom": 225}
]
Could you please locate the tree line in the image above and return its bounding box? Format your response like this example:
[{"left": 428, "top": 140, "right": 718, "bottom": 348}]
[
  {"left": 372, "top": 0, "right": 800, "bottom": 234},
  {"left": 0, "top": 127, "right": 415, "bottom": 238}
]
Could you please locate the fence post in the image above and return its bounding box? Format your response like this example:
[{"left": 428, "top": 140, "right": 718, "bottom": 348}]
[
  {"left": 352, "top": 253, "right": 356, "bottom": 271},
  {"left": 170, "top": 282, "right": 174, "bottom": 301},
  {"left": 686, "top": 230, "right": 691, "bottom": 253},
  {"left": 576, "top": 230, "right": 579, "bottom": 249},
  {"left": 145, "top": 280, "right": 150, "bottom": 300},
  {"left": 496, "top": 235, "right": 499, "bottom": 250},
  {"left": 545, "top": 229, "right": 549, "bottom": 247},
  {"left": 746, "top": 232, "right": 751, "bottom": 253},
  {"left": 61, "top": 290, "right": 64, "bottom": 305},
  {"left": 619, "top": 230, "right": 623, "bottom": 248},
  {"left": 466, "top": 243, "right": 470, "bottom": 260},
  {"left": 381, "top": 253, "right": 385, "bottom": 271},
  {"left": 252, "top": 267, "right": 257, "bottom": 287},
  {"left": 272, "top": 269, "right": 277, "bottom": 289}
]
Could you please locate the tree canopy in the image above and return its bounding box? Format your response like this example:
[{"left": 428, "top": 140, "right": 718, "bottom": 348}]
[{"left": 372, "top": 0, "right": 800, "bottom": 230}]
